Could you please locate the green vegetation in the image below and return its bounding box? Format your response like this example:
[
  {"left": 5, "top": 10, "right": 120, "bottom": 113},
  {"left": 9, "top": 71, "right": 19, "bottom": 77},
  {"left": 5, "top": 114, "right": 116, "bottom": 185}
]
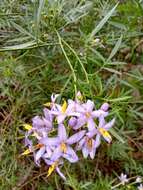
[{"left": 0, "top": 0, "right": 143, "bottom": 189}]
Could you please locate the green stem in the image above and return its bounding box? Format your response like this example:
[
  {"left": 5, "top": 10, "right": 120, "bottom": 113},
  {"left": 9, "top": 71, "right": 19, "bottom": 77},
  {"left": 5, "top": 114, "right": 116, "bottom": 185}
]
[
  {"left": 56, "top": 31, "right": 77, "bottom": 95},
  {"left": 62, "top": 38, "right": 89, "bottom": 84}
]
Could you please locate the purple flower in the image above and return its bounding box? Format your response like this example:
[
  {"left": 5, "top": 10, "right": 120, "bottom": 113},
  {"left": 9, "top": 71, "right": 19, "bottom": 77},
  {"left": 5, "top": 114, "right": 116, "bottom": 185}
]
[
  {"left": 76, "top": 130, "right": 100, "bottom": 159},
  {"left": 31, "top": 115, "right": 53, "bottom": 138},
  {"left": 96, "top": 116, "right": 115, "bottom": 143},
  {"left": 51, "top": 100, "right": 80, "bottom": 124},
  {"left": 44, "top": 93, "right": 60, "bottom": 110},
  {"left": 41, "top": 124, "right": 86, "bottom": 163},
  {"left": 44, "top": 159, "right": 66, "bottom": 180},
  {"left": 74, "top": 100, "right": 108, "bottom": 131}
]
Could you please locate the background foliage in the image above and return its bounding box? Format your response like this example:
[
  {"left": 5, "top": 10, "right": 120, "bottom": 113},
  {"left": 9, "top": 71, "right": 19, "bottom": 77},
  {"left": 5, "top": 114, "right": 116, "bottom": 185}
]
[{"left": 0, "top": 0, "right": 143, "bottom": 189}]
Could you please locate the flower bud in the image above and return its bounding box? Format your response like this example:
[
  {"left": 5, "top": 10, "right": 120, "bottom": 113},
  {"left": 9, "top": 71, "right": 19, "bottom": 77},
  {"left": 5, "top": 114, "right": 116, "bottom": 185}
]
[
  {"left": 68, "top": 117, "right": 77, "bottom": 127},
  {"left": 100, "top": 103, "right": 109, "bottom": 111}
]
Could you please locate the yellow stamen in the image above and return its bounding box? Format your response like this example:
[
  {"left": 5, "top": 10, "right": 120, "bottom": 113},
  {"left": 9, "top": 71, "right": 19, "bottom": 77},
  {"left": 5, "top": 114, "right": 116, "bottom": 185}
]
[
  {"left": 21, "top": 143, "right": 44, "bottom": 157},
  {"left": 21, "top": 149, "right": 31, "bottom": 156},
  {"left": 61, "top": 100, "right": 67, "bottom": 113},
  {"left": 85, "top": 112, "right": 91, "bottom": 118},
  {"left": 60, "top": 142, "right": 67, "bottom": 153},
  {"left": 99, "top": 128, "right": 112, "bottom": 141},
  {"left": 43, "top": 102, "right": 51, "bottom": 107},
  {"left": 47, "top": 162, "right": 57, "bottom": 177},
  {"left": 23, "top": 124, "right": 32, "bottom": 130}
]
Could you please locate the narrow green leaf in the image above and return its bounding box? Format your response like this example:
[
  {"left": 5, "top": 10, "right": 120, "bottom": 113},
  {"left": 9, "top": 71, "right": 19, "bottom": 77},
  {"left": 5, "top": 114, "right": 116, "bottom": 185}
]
[
  {"left": 107, "top": 96, "right": 132, "bottom": 102},
  {"left": 108, "top": 34, "right": 123, "bottom": 60},
  {"left": 88, "top": 3, "right": 118, "bottom": 40},
  {"left": 36, "top": 0, "right": 45, "bottom": 39},
  {"left": 0, "top": 41, "right": 36, "bottom": 51},
  {"left": 37, "top": 0, "right": 45, "bottom": 26},
  {"left": 103, "top": 67, "right": 122, "bottom": 75},
  {"left": 11, "top": 21, "right": 34, "bottom": 39},
  {"left": 110, "top": 128, "right": 125, "bottom": 144}
]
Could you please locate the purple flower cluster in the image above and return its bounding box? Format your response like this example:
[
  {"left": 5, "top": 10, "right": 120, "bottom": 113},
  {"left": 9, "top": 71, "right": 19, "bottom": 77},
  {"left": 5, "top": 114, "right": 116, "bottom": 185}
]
[{"left": 23, "top": 92, "right": 115, "bottom": 180}]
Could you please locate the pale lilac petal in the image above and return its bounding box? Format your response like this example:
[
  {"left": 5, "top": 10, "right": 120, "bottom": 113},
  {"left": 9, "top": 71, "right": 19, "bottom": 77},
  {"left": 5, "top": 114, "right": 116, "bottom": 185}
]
[
  {"left": 94, "top": 134, "right": 101, "bottom": 148},
  {"left": 76, "top": 137, "right": 86, "bottom": 150},
  {"left": 67, "top": 130, "right": 86, "bottom": 145},
  {"left": 66, "top": 102, "right": 76, "bottom": 112},
  {"left": 50, "top": 110, "right": 61, "bottom": 115},
  {"left": 51, "top": 93, "right": 60, "bottom": 102},
  {"left": 51, "top": 146, "right": 62, "bottom": 161},
  {"left": 87, "top": 118, "right": 95, "bottom": 131},
  {"left": 75, "top": 104, "right": 84, "bottom": 112},
  {"left": 43, "top": 108, "right": 53, "bottom": 121},
  {"left": 92, "top": 110, "right": 108, "bottom": 118},
  {"left": 89, "top": 140, "right": 96, "bottom": 159},
  {"left": 67, "top": 112, "right": 80, "bottom": 117},
  {"left": 35, "top": 147, "right": 46, "bottom": 164},
  {"left": 57, "top": 114, "right": 66, "bottom": 124},
  {"left": 58, "top": 124, "right": 67, "bottom": 141},
  {"left": 86, "top": 129, "right": 97, "bottom": 138},
  {"left": 32, "top": 116, "right": 44, "bottom": 126},
  {"left": 82, "top": 146, "right": 89, "bottom": 158},
  {"left": 85, "top": 100, "right": 94, "bottom": 112},
  {"left": 44, "top": 159, "right": 53, "bottom": 166},
  {"left": 104, "top": 118, "right": 115, "bottom": 130},
  {"left": 74, "top": 117, "right": 86, "bottom": 130},
  {"left": 43, "top": 146, "right": 52, "bottom": 158},
  {"left": 56, "top": 167, "right": 66, "bottom": 181},
  {"left": 43, "top": 118, "right": 52, "bottom": 129},
  {"left": 63, "top": 146, "right": 78, "bottom": 163},
  {"left": 40, "top": 137, "right": 60, "bottom": 146},
  {"left": 98, "top": 116, "right": 105, "bottom": 128}
]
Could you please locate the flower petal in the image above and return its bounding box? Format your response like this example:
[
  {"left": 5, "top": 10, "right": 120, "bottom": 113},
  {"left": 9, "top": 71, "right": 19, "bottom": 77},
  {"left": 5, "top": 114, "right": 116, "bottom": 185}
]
[
  {"left": 89, "top": 140, "right": 96, "bottom": 159},
  {"left": 73, "top": 117, "right": 86, "bottom": 130},
  {"left": 43, "top": 108, "right": 53, "bottom": 121},
  {"left": 57, "top": 114, "right": 66, "bottom": 124},
  {"left": 104, "top": 118, "right": 115, "bottom": 130},
  {"left": 82, "top": 146, "right": 89, "bottom": 158},
  {"left": 94, "top": 134, "right": 101, "bottom": 148},
  {"left": 43, "top": 146, "right": 52, "bottom": 158},
  {"left": 35, "top": 147, "right": 46, "bottom": 164},
  {"left": 63, "top": 146, "right": 78, "bottom": 163},
  {"left": 58, "top": 124, "right": 67, "bottom": 141},
  {"left": 56, "top": 167, "right": 66, "bottom": 181},
  {"left": 85, "top": 100, "right": 94, "bottom": 112},
  {"left": 67, "top": 130, "right": 86, "bottom": 145},
  {"left": 32, "top": 116, "right": 44, "bottom": 127},
  {"left": 51, "top": 146, "right": 62, "bottom": 161},
  {"left": 87, "top": 118, "right": 95, "bottom": 131},
  {"left": 40, "top": 137, "right": 60, "bottom": 146},
  {"left": 98, "top": 116, "right": 105, "bottom": 128},
  {"left": 92, "top": 110, "right": 108, "bottom": 118},
  {"left": 76, "top": 137, "right": 86, "bottom": 150}
]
